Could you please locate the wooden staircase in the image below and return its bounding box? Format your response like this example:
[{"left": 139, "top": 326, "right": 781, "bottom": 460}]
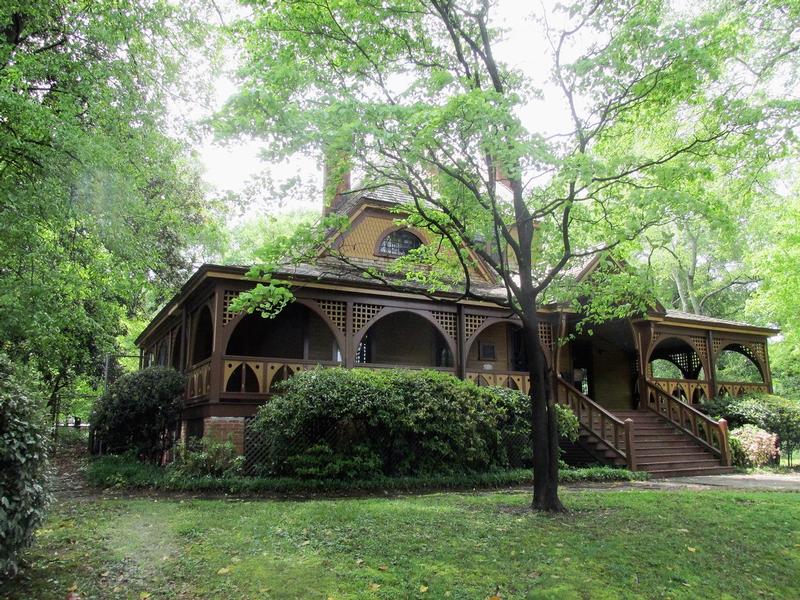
[
  {"left": 613, "top": 411, "right": 734, "bottom": 477},
  {"left": 558, "top": 377, "right": 734, "bottom": 478}
]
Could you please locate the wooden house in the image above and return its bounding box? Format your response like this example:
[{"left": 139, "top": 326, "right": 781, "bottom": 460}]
[{"left": 136, "top": 184, "right": 777, "bottom": 476}]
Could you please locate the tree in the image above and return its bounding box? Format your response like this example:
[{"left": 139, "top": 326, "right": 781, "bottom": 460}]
[
  {"left": 218, "top": 0, "right": 798, "bottom": 510},
  {"left": 0, "top": 1, "right": 222, "bottom": 423}
]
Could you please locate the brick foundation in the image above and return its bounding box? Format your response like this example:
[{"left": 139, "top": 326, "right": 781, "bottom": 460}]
[{"left": 203, "top": 416, "right": 245, "bottom": 454}]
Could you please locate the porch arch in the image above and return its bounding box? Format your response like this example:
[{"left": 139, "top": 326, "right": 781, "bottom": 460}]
[
  {"left": 715, "top": 343, "right": 765, "bottom": 383},
  {"left": 465, "top": 317, "right": 550, "bottom": 368},
  {"left": 222, "top": 302, "right": 342, "bottom": 394},
  {"left": 190, "top": 305, "right": 213, "bottom": 366},
  {"left": 220, "top": 298, "right": 346, "bottom": 355},
  {"left": 647, "top": 336, "right": 707, "bottom": 381},
  {"left": 353, "top": 309, "right": 456, "bottom": 368},
  {"left": 224, "top": 303, "right": 341, "bottom": 361},
  {"left": 170, "top": 326, "right": 182, "bottom": 370}
]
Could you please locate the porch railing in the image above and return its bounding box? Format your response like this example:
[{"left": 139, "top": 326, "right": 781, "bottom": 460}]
[
  {"left": 715, "top": 381, "right": 770, "bottom": 397},
  {"left": 650, "top": 378, "right": 711, "bottom": 404},
  {"left": 556, "top": 377, "right": 636, "bottom": 470},
  {"left": 222, "top": 356, "right": 341, "bottom": 396},
  {"left": 644, "top": 380, "right": 731, "bottom": 466},
  {"left": 466, "top": 370, "right": 531, "bottom": 394},
  {"left": 187, "top": 358, "right": 212, "bottom": 399}
]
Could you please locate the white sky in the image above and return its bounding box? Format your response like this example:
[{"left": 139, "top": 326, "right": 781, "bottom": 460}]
[{"left": 192, "top": 2, "right": 580, "bottom": 220}]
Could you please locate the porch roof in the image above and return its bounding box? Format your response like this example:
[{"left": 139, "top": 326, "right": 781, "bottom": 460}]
[
  {"left": 135, "top": 261, "right": 512, "bottom": 347},
  {"left": 657, "top": 309, "right": 779, "bottom": 336}
]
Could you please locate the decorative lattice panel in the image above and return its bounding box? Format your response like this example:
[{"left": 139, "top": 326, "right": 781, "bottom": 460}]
[
  {"left": 691, "top": 336, "right": 708, "bottom": 361},
  {"left": 712, "top": 337, "right": 724, "bottom": 355},
  {"left": 316, "top": 299, "right": 347, "bottom": 334},
  {"left": 244, "top": 416, "right": 268, "bottom": 475},
  {"left": 352, "top": 303, "right": 382, "bottom": 334},
  {"left": 714, "top": 340, "right": 766, "bottom": 372},
  {"left": 664, "top": 349, "right": 703, "bottom": 379},
  {"left": 222, "top": 290, "right": 240, "bottom": 326},
  {"left": 464, "top": 314, "right": 487, "bottom": 339},
  {"left": 538, "top": 321, "right": 554, "bottom": 350},
  {"left": 749, "top": 342, "right": 766, "bottom": 364},
  {"left": 431, "top": 311, "right": 457, "bottom": 339}
]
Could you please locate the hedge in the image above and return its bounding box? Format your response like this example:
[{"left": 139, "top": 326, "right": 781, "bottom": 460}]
[
  {"left": 0, "top": 355, "right": 50, "bottom": 578},
  {"left": 249, "top": 368, "right": 578, "bottom": 478},
  {"left": 86, "top": 454, "right": 646, "bottom": 494},
  {"left": 90, "top": 367, "right": 185, "bottom": 461},
  {"left": 703, "top": 392, "right": 800, "bottom": 465}
]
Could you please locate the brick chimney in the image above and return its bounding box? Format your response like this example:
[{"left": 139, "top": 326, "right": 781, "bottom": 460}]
[
  {"left": 495, "top": 166, "right": 513, "bottom": 191},
  {"left": 322, "top": 152, "right": 351, "bottom": 216}
]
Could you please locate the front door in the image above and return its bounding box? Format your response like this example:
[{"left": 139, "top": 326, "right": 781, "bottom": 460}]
[{"left": 568, "top": 320, "right": 638, "bottom": 411}]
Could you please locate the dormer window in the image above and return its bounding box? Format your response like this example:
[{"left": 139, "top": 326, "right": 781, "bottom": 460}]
[{"left": 378, "top": 230, "right": 421, "bottom": 257}]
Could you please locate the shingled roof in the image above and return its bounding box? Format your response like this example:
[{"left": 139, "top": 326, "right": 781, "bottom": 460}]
[{"left": 662, "top": 309, "right": 779, "bottom": 334}]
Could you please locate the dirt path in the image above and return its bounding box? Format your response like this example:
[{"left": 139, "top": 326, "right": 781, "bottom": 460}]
[{"left": 49, "top": 440, "right": 97, "bottom": 501}]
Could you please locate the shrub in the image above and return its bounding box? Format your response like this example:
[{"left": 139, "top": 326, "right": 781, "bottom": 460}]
[
  {"left": 730, "top": 425, "right": 780, "bottom": 467},
  {"left": 0, "top": 354, "right": 50, "bottom": 578},
  {"left": 728, "top": 435, "right": 748, "bottom": 467},
  {"left": 91, "top": 367, "right": 185, "bottom": 461},
  {"left": 86, "top": 453, "right": 647, "bottom": 493},
  {"left": 251, "top": 368, "right": 579, "bottom": 478},
  {"left": 170, "top": 438, "right": 244, "bottom": 478},
  {"left": 703, "top": 393, "right": 800, "bottom": 465},
  {"left": 286, "top": 443, "right": 382, "bottom": 480}
]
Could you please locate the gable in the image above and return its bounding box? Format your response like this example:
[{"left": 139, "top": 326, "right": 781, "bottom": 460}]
[{"left": 325, "top": 200, "right": 496, "bottom": 283}]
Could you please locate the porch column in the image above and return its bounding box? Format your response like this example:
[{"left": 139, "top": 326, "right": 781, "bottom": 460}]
[
  {"left": 344, "top": 300, "right": 355, "bottom": 368},
  {"left": 456, "top": 304, "right": 466, "bottom": 380},
  {"left": 179, "top": 305, "right": 188, "bottom": 373},
  {"left": 706, "top": 330, "right": 718, "bottom": 401},
  {"left": 635, "top": 321, "right": 652, "bottom": 410},
  {"left": 208, "top": 284, "right": 224, "bottom": 403}
]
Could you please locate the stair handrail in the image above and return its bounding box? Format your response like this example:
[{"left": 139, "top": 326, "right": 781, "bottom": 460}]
[
  {"left": 556, "top": 377, "right": 636, "bottom": 470},
  {"left": 644, "top": 379, "right": 731, "bottom": 466}
]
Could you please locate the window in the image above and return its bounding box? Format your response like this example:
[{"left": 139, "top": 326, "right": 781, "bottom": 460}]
[
  {"left": 378, "top": 230, "right": 421, "bottom": 256},
  {"left": 479, "top": 342, "right": 496, "bottom": 361}
]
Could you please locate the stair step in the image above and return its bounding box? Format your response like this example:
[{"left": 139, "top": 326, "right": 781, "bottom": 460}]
[
  {"left": 637, "top": 458, "right": 721, "bottom": 470},
  {"left": 648, "top": 466, "right": 735, "bottom": 478},
  {"left": 569, "top": 406, "right": 730, "bottom": 475},
  {"left": 636, "top": 448, "right": 709, "bottom": 459},
  {"left": 636, "top": 438, "right": 700, "bottom": 446},
  {"left": 634, "top": 435, "right": 685, "bottom": 442}
]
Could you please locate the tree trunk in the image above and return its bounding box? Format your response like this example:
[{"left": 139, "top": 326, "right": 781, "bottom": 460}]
[{"left": 525, "top": 309, "right": 564, "bottom": 512}]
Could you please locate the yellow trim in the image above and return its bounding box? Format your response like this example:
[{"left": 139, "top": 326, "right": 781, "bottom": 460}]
[{"left": 658, "top": 319, "right": 776, "bottom": 336}]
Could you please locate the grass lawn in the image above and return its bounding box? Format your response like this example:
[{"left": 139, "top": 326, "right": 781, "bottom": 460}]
[{"left": 2, "top": 489, "right": 799, "bottom": 599}]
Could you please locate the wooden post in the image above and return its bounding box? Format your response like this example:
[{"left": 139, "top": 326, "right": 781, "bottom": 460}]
[
  {"left": 456, "top": 304, "right": 466, "bottom": 380},
  {"left": 179, "top": 306, "right": 188, "bottom": 373},
  {"left": 344, "top": 300, "right": 354, "bottom": 368},
  {"left": 718, "top": 418, "right": 732, "bottom": 466},
  {"left": 707, "top": 330, "right": 717, "bottom": 401},
  {"left": 624, "top": 418, "right": 637, "bottom": 471},
  {"left": 208, "top": 286, "right": 224, "bottom": 403}
]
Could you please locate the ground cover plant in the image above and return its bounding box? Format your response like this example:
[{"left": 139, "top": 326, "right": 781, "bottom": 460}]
[
  {"left": 3, "top": 489, "right": 799, "bottom": 599},
  {"left": 85, "top": 454, "right": 644, "bottom": 495}
]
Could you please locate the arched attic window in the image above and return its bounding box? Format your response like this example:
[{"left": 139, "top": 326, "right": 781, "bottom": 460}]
[{"left": 377, "top": 230, "right": 421, "bottom": 257}]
